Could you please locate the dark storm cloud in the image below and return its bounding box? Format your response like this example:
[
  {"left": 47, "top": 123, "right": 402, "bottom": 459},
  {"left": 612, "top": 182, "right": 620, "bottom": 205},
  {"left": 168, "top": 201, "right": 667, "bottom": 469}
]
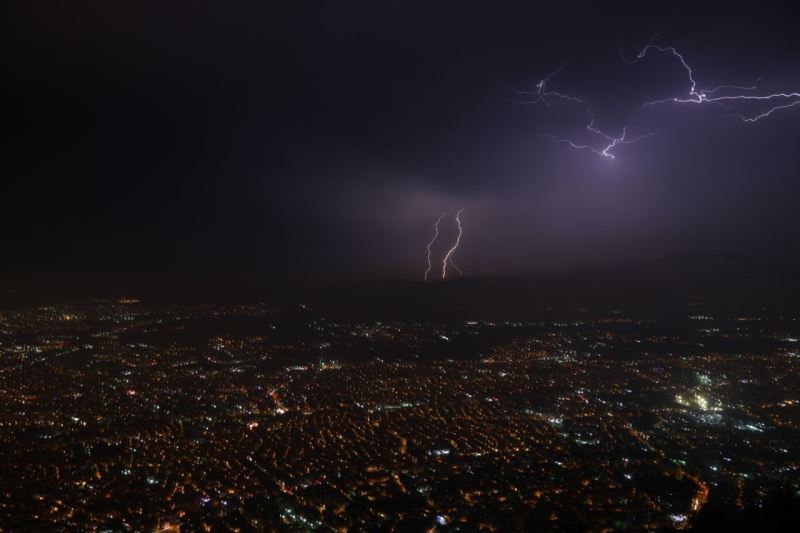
[{"left": 4, "top": 1, "right": 800, "bottom": 281}]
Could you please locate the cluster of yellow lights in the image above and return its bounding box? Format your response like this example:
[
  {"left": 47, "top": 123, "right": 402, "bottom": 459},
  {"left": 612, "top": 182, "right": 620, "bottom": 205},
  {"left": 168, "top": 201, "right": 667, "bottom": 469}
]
[{"left": 675, "top": 393, "right": 721, "bottom": 412}]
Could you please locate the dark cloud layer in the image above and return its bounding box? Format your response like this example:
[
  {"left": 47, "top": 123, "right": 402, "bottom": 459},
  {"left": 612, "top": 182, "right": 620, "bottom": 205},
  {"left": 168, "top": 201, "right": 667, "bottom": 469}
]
[{"left": 4, "top": 1, "right": 800, "bottom": 281}]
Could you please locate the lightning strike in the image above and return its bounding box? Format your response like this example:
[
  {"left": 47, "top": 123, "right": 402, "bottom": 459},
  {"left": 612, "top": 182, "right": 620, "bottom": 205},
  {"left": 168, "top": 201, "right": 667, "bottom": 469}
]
[
  {"left": 522, "top": 38, "right": 800, "bottom": 159},
  {"left": 448, "top": 253, "right": 464, "bottom": 277},
  {"left": 442, "top": 209, "right": 464, "bottom": 280},
  {"left": 542, "top": 126, "right": 657, "bottom": 160},
  {"left": 424, "top": 212, "right": 448, "bottom": 281},
  {"left": 515, "top": 66, "right": 654, "bottom": 159},
  {"left": 628, "top": 42, "right": 800, "bottom": 122}
]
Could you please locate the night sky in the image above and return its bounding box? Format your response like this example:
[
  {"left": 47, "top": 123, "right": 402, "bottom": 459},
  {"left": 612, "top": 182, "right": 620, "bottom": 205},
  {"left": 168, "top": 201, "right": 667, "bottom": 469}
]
[{"left": 5, "top": 1, "right": 800, "bottom": 283}]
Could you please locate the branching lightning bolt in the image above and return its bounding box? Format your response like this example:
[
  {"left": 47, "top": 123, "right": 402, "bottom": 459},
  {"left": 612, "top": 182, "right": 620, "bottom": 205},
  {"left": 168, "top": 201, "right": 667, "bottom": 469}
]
[
  {"left": 441, "top": 209, "right": 464, "bottom": 280},
  {"left": 630, "top": 44, "right": 800, "bottom": 121},
  {"left": 520, "top": 37, "right": 800, "bottom": 159},
  {"left": 514, "top": 65, "right": 655, "bottom": 159},
  {"left": 447, "top": 253, "right": 463, "bottom": 277},
  {"left": 424, "top": 212, "right": 447, "bottom": 281}
]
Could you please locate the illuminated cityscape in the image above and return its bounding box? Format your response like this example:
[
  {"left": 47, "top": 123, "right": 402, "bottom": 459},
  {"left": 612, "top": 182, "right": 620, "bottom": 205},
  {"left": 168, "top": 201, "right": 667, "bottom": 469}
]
[{"left": 1, "top": 299, "right": 798, "bottom": 530}]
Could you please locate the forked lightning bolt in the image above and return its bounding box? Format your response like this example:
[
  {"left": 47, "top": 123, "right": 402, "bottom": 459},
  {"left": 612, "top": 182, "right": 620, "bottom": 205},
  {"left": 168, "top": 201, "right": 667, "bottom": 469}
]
[
  {"left": 424, "top": 213, "right": 448, "bottom": 281},
  {"left": 514, "top": 64, "right": 655, "bottom": 159},
  {"left": 448, "top": 253, "right": 463, "bottom": 277},
  {"left": 442, "top": 209, "right": 464, "bottom": 280},
  {"left": 628, "top": 43, "right": 800, "bottom": 122},
  {"left": 521, "top": 38, "right": 800, "bottom": 159}
]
